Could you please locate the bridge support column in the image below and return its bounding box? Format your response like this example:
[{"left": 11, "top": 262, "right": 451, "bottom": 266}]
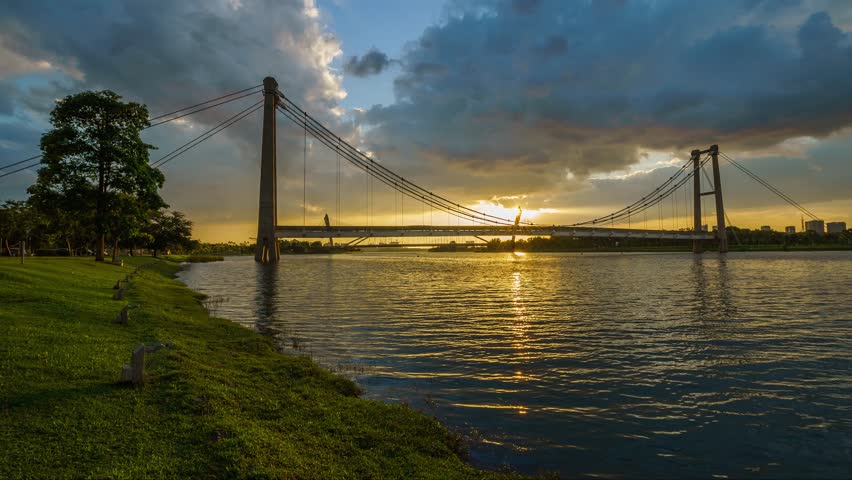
[
  {"left": 709, "top": 145, "right": 728, "bottom": 253},
  {"left": 692, "top": 149, "right": 703, "bottom": 254},
  {"left": 255, "top": 77, "right": 280, "bottom": 263}
]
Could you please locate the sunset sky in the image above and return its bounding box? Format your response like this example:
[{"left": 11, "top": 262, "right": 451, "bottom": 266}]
[{"left": 1, "top": 0, "right": 851, "bottom": 242}]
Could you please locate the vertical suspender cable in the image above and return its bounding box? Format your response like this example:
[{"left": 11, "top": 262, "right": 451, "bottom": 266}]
[
  {"left": 674, "top": 188, "right": 679, "bottom": 230},
  {"left": 365, "top": 161, "right": 369, "bottom": 226},
  {"left": 336, "top": 138, "right": 340, "bottom": 226},
  {"left": 303, "top": 110, "right": 307, "bottom": 228}
]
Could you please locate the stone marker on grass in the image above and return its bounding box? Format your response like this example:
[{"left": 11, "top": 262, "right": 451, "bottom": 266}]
[
  {"left": 114, "top": 305, "right": 130, "bottom": 324},
  {"left": 120, "top": 343, "right": 146, "bottom": 385}
]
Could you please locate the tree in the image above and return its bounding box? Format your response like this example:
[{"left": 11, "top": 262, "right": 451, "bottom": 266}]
[
  {"left": 30, "top": 90, "right": 165, "bottom": 261},
  {"left": 0, "top": 200, "right": 43, "bottom": 255},
  {"left": 26, "top": 183, "right": 96, "bottom": 256},
  {"left": 145, "top": 210, "right": 194, "bottom": 257}
]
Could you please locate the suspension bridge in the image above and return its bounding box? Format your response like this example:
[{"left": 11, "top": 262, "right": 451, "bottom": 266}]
[{"left": 0, "top": 76, "right": 824, "bottom": 262}]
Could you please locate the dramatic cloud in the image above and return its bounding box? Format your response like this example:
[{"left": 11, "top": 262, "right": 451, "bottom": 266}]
[
  {"left": 358, "top": 0, "right": 852, "bottom": 189},
  {"left": 0, "top": 0, "right": 356, "bottom": 239},
  {"left": 1, "top": 0, "right": 850, "bottom": 239},
  {"left": 343, "top": 48, "right": 394, "bottom": 77}
]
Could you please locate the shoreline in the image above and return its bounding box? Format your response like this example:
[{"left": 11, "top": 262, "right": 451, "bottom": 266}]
[{"left": 0, "top": 256, "right": 519, "bottom": 478}]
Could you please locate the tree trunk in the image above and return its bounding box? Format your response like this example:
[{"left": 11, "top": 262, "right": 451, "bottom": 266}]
[
  {"left": 96, "top": 234, "right": 105, "bottom": 261},
  {"left": 66, "top": 238, "right": 73, "bottom": 257},
  {"left": 95, "top": 151, "right": 106, "bottom": 262},
  {"left": 112, "top": 238, "right": 119, "bottom": 262},
  {"left": 1, "top": 238, "right": 7, "bottom": 257}
]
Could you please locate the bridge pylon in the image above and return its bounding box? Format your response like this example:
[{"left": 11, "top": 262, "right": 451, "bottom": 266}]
[
  {"left": 692, "top": 145, "right": 728, "bottom": 254},
  {"left": 709, "top": 145, "right": 728, "bottom": 253},
  {"left": 255, "top": 77, "right": 280, "bottom": 263}
]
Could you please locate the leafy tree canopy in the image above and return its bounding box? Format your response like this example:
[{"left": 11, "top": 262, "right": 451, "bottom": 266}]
[{"left": 29, "top": 90, "right": 166, "bottom": 260}]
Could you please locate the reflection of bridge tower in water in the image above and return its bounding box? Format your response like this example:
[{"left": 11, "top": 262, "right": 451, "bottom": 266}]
[{"left": 253, "top": 76, "right": 737, "bottom": 263}]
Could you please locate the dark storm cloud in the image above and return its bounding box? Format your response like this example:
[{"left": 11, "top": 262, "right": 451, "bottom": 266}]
[
  {"left": 359, "top": 0, "right": 852, "bottom": 186},
  {"left": 343, "top": 48, "right": 394, "bottom": 77},
  {"left": 0, "top": 0, "right": 354, "bottom": 228}
]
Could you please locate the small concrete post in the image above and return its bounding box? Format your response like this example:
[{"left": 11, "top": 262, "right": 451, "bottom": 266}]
[
  {"left": 691, "top": 150, "right": 703, "bottom": 254},
  {"left": 114, "top": 279, "right": 122, "bottom": 289},
  {"left": 113, "top": 288, "right": 124, "bottom": 300},
  {"left": 115, "top": 305, "right": 130, "bottom": 324},
  {"left": 121, "top": 343, "right": 146, "bottom": 384},
  {"left": 131, "top": 343, "right": 145, "bottom": 385}
]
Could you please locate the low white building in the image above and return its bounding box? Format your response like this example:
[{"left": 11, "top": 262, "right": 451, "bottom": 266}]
[
  {"left": 827, "top": 222, "right": 847, "bottom": 234},
  {"left": 805, "top": 220, "right": 825, "bottom": 235}
]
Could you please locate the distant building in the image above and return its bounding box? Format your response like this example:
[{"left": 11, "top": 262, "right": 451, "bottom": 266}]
[
  {"left": 827, "top": 222, "right": 847, "bottom": 234},
  {"left": 760, "top": 225, "right": 772, "bottom": 231},
  {"left": 785, "top": 226, "right": 796, "bottom": 234},
  {"left": 805, "top": 220, "right": 825, "bottom": 235}
]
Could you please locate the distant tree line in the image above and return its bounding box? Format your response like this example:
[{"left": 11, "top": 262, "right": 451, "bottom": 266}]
[
  {"left": 192, "top": 241, "right": 254, "bottom": 255},
  {"left": 432, "top": 226, "right": 852, "bottom": 252},
  {"left": 0, "top": 90, "right": 195, "bottom": 260},
  {"left": 279, "top": 239, "right": 332, "bottom": 254}
]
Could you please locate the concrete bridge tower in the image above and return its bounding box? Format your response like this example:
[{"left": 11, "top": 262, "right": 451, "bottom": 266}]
[{"left": 255, "top": 77, "right": 280, "bottom": 263}]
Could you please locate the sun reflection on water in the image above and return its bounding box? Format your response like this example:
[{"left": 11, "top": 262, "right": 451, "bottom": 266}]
[{"left": 178, "top": 251, "right": 852, "bottom": 478}]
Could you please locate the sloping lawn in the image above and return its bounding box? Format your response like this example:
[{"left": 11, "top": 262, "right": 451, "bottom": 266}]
[{"left": 0, "top": 257, "right": 517, "bottom": 479}]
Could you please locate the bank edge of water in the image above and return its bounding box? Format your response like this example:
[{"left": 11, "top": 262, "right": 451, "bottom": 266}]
[
  {"left": 428, "top": 245, "right": 852, "bottom": 253},
  {"left": 0, "top": 257, "right": 523, "bottom": 479}
]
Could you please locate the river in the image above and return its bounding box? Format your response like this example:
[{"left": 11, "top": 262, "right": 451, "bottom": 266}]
[{"left": 177, "top": 251, "right": 851, "bottom": 478}]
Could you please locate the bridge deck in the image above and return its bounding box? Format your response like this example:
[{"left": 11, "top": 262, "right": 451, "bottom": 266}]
[{"left": 275, "top": 225, "right": 716, "bottom": 241}]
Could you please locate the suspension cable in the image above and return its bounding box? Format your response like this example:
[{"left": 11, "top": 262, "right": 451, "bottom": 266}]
[
  {"left": 2, "top": 87, "right": 262, "bottom": 179},
  {"left": 0, "top": 155, "right": 42, "bottom": 171},
  {"left": 275, "top": 103, "right": 518, "bottom": 226},
  {"left": 152, "top": 101, "right": 263, "bottom": 169},
  {"left": 336, "top": 138, "right": 340, "bottom": 227},
  {"left": 278, "top": 100, "right": 517, "bottom": 226},
  {"left": 719, "top": 152, "right": 820, "bottom": 220},
  {"left": 0, "top": 160, "right": 42, "bottom": 179},
  {"left": 303, "top": 109, "right": 307, "bottom": 228},
  {"left": 571, "top": 157, "right": 695, "bottom": 226},
  {"left": 151, "top": 100, "right": 263, "bottom": 168},
  {"left": 572, "top": 156, "right": 711, "bottom": 227},
  {"left": 145, "top": 90, "right": 261, "bottom": 129},
  {"left": 148, "top": 84, "right": 262, "bottom": 121},
  {"left": 276, "top": 92, "right": 525, "bottom": 226}
]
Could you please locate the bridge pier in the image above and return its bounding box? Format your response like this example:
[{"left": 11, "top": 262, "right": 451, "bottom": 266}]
[{"left": 255, "top": 77, "right": 280, "bottom": 263}]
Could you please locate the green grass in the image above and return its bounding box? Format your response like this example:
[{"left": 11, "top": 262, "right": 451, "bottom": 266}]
[{"left": 0, "top": 257, "right": 518, "bottom": 479}]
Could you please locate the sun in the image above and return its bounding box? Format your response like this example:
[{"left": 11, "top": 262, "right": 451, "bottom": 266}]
[{"left": 467, "top": 200, "right": 558, "bottom": 224}]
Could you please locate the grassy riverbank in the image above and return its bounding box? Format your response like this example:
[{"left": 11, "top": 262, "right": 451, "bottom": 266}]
[{"left": 0, "top": 257, "right": 515, "bottom": 479}]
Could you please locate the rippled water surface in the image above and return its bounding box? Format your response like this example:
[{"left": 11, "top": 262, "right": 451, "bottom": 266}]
[{"left": 178, "top": 251, "right": 851, "bottom": 478}]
